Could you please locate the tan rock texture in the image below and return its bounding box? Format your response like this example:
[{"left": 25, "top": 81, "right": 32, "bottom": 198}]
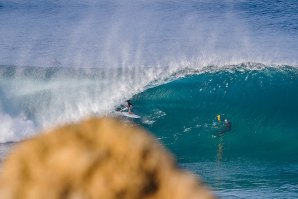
[{"left": 0, "top": 117, "right": 214, "bottom": 199}]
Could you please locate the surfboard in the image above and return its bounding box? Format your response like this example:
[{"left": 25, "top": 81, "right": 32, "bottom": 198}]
[
  {"left": 121, "top": 112, "right": 141, "bottom": 119},
  {"left": 113, "top": 111, "right": 141, "bottom": 119}
]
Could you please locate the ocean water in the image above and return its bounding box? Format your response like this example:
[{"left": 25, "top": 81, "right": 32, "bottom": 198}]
[
  {"left": 133, "top": 66, "right": 298, "bottom": 197},
  {"left": 0, "top": 0, "right": 298, "bottom": 198}
]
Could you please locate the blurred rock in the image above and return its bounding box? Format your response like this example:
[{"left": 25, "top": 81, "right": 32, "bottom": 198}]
[{"left": 0, "top": 117, "right": 214, "bottom": 199}]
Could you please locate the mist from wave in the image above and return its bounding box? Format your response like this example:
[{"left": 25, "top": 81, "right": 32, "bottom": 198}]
[
  {"left": 0, "top": 0, "right": 297, "bottom": 68},
  {"left": 0, "top": 64, "right": 177, "bottom": 143}
]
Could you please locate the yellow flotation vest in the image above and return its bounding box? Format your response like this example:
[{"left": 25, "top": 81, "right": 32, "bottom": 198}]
[{"left": 217, "top": 114, "right": 221, "bottom": 122}]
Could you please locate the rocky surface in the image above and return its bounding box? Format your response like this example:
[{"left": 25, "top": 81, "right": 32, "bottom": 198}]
[{"left": 0, "top": 117, "right": 214, "bottom": 199}]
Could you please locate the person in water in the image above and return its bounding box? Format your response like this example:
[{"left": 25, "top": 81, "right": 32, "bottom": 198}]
[
  {"left": 213, "top": 114, "right": 222, "bottom": 128},
  {"left": 213, "top": 116, "right": 232, "bottom": 137},
  {"left": 218, "top": 119, "right": 232, "bottom": 136},
  {"left": 217, "top": 114, "right": 221, "bottom": 122},
  {"left": 224, "top": 119, "right": 231, "bottom": 131}
]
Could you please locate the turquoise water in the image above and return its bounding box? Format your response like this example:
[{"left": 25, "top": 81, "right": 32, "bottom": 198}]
[
  {"left": 133, "top": 67, "right": 298, "bottom": 163},
  {"left": 182, "top": 161, "right": 298, "bottom": 198},
  {"left": 131, "top": 67, "right": 298, "bottom": 197}
]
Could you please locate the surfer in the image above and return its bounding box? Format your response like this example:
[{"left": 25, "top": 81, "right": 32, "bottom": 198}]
[
  {"left": 126, "top": 100, "right": 133, "bottom": 114},
  {"left": 115, "top": 100, "right": 140, "bottom": 118},
  {"left": 120, "top": 100, "right": 133, "bottom": 114}
]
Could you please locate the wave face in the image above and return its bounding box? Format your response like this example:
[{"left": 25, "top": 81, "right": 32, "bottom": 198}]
[
  {"left": 132, "top": 66, "right": 298, "bottom": 197},
  {"left": 134, "top": 66, "right": 298, "bottom": 163}
]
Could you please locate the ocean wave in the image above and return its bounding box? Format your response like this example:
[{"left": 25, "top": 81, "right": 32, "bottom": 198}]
[
  {"left": 0, "top": 63, "right": 297, "bottom": 144},
  {"left": 132, "top": 65, "right": 298, "bottom": 162}
]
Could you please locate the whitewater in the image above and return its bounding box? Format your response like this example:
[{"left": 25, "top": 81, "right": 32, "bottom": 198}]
[{"left": 0, "top": 0, "right": 298, "bottom": 198}]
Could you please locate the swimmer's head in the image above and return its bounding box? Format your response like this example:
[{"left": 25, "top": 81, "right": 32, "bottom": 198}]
[{"left": 225, "top": 119, "right": 228, "bottom": 123}]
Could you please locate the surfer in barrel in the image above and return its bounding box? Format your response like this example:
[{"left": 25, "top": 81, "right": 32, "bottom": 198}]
[
  {"left": 126, "top": 100, "right": 133, "bottom": 114},
  {"left": 120, "top": 100, "right": 133, "bottom": 114}
]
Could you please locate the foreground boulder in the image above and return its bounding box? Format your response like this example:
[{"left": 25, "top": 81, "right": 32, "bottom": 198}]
[{"left": 0, "top": 117, "right": 214, "bottom": 199}]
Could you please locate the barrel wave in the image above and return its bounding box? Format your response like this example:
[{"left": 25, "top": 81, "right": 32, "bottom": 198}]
[
  {"left": 133, "top": 66, "right": 298, "bottom": 163},
  {"left": 132, "top": 66, "right": 298, "bottom": 197},
  {"left": 1, "top": 64, "right": 298, "bottom": 197}
]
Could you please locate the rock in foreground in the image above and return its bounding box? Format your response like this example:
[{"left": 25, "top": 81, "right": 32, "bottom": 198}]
[{"left": 0, "top": 117, "right": 214, "bottom": 199}]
